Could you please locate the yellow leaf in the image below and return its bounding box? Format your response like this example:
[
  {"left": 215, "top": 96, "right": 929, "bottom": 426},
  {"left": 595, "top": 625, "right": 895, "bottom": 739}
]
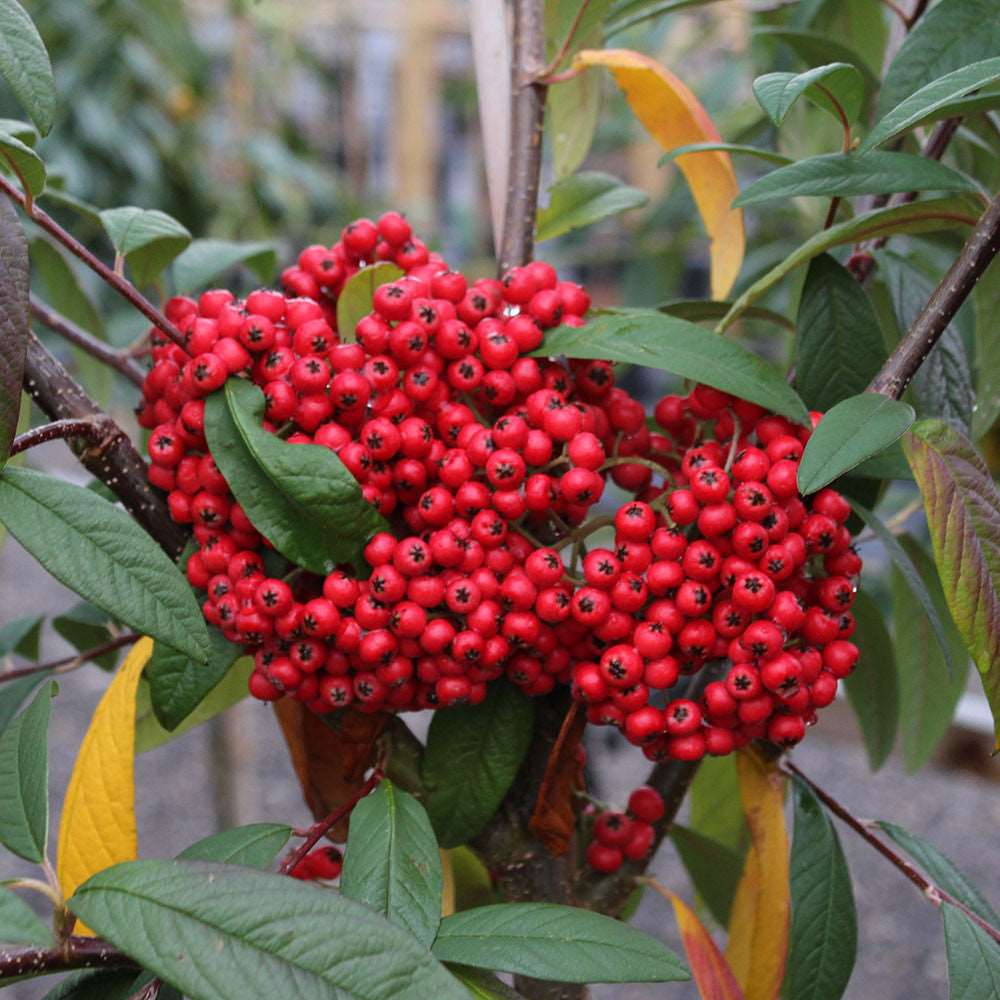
[
  {"left": 572, "top": 48, "right": 744, "bottom": 299},
  {"left": 57, "top": 637, "right": 152, "bottom": 914},
  {"left": 725, "top": 748, "right": 790, "bottom": 1000},
  {"left": 441, "top": 849, "right": 456, "bottom": 917}
]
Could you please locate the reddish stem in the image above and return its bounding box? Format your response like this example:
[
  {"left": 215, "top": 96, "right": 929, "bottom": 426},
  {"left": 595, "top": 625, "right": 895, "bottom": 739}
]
[
  {"left": 0, "top": 633, "right": 140, "bottom": 685},
  {"left": 9, "top": 418, "right": 107, "bottom": 456}
]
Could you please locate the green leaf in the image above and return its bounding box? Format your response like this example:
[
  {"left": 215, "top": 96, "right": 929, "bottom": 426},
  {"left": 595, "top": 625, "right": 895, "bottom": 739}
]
[
  {"left": 893, "top": 535, "right": 969, "bottom": 773},
  {"left": 0, "top": 467, "right": 210, "bottom": 664},
  {"left": 659, "top": 298, "right": 795, "bottom": 332},
  {"left": 0, "top": 197, "right": 27, "bottom": 465},
  {"left": 850, "top": 443, "right": 912, "bottom": 480},
  {"left": 69, "top": 859, "right": 471, "bottom": 1000},
  {"left": 535, "top": 309, "right": 810, "bottom": 424},
  {"left": 432, "top": 902, "right": 689, "bottom": 984},
  {"left": 973, "top": 256, "right": 1000, "bottom": 438},
  {"left": 605, "top": 0, "right": 726, "bottom": 36},
  {"left": 0, "top": 121, "right": 44, "bottom": 196},
  {"left": 878, "top": 823, "right": 1000, "bottom": 926},
  {"left": 52, "top": 603, "right": 119, "bottom": 671},
  {"left": 785, "top": 776, "right": 857, "bottom": 1000},
  {"left": 752, "top": 63, "right": 864, "bottom": 126},
  {"left": 659, "top": 143, "right": 793, "bottom": 167},
  {"left": 204, "top": 379, "right": 389, "bottom": 575},
  {"left": 734, "top": 152, "right": 975, "bottom": 208},
  {"left": 0, "top": 674, "right": 49, "bottom": 741},
  {"left": 40, "top": 969, "right": 153, "bottom": 1000},
  {"left": 864, "top": 57, "right": 1000, "bottom": 152},
  {"left": 29, "top": 240, "right": 104, "bottom": 339},
  {"left": 336, "top": 262, "right": 404, "bottom": 344},
  {"left": 146, "top": 627, "right": 242, "bottom": 731},
  {"left": 850, "top": 500, "right": 959, "bottom": 681},
  {"left": 0, "top": 884, "right": 53, "bottom": 945},
  {"left": 422, "top": 681, "right": 535, "bottom": 849},
  {"left": 751, "top": 28, "right": 878, "bottom": 93},
  {"left": 136, "top": 656, "right": 252, "bottom": 754},
  {"left": 0, "top": 117, "right": 34, "bottom": 145},
  {"left": 669, "top": 823, "right": 743, "bottom": 927},
  {"left": 536, "top": 171, "right": 648, "bottom": 242},
  {"left": 879, "top": 0, "right": 1000, "bottom": 116},
  {"left": 172, "top": 239, "right": 278, "bottom": 294},
  {"left": 717, "top": 197, "right": 979, "bottom": 332},
  {"left": 177, "top": 823, "right": 291, "bottom": 868},
  {"left": 842, "top": 591, "right": 898, "bottom": 770},
  {"left": 798, "top": 394, "right": 915, "bottom": 495},
  {"left": 794, "top": 255, "right": 887, "bottom": 412},
  {"left": 340, "top": 780, "right": 442, "bottom": 948},
  {"left": 942, "top": 902, "right": 1000, "bottom": 999},
  {"left": 0, "top": 0, "right": 56, "bottom": 135},
  {"left": 688, "top": 754, "right": 747, "bottom": 856},
  {"left": 0, "top": 617, "right": 47, "bottom": 739},
  {"left": 0, "top": 680, "right": 53, "bottom": 862},
  {"left": 99, "top": 207, "right": 192, "bottom": 288},
  {"left": 0, "top": 613, "right": 41, "bottom": 660},
  {"left": 446, "top": 965, "right": 526, "bottom": 999},
  {"left": 903, "top": 420, "right": 1000, "bottom": 747}
]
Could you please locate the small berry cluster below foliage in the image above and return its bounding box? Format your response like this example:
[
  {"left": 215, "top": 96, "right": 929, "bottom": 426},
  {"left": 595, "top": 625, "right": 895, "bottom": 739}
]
[
  {"left": 585, "top": 785, "right": 665, "bottom": 873},
  {"left": 139, "top": 212, "right": 862, "bottom": 764}
]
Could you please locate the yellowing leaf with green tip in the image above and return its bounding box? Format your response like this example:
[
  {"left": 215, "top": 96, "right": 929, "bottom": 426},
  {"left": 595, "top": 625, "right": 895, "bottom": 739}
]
[
  {"left": 57, "top": 637, "right": 151, "bottom": 922},
  {"left": 572, "top": 48, "right": 744, "bottom": 299},
  {"left": 725, "top": 748, "right": 789, "bottom": 1000}
]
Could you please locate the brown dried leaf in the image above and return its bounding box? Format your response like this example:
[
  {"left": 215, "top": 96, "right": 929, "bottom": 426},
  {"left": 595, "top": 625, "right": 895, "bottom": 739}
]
[{"left": 529, "top": 702, "right": 586, "bottom": 856}]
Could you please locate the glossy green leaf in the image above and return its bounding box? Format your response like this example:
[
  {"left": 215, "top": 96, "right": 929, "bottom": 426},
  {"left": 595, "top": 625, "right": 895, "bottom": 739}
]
[
  {"left": 879, "top": 0, "right": 1000, "bottom": 116},
  {"left": 536, "top": 171, "right": 648, "bottom": 242},
  {"left": 52, "top": 603, "right": 119, "bottom": 671},
  {"left": 942, "top": 902, "right": 1000, "bottom": 999},
  {"left": 0, "top": 0, "right": 56, "bottom": 135},
  {"left": 735, "top": 153, "right": 974, "bottom": 208},
  {"left": 0, "top": 680, "right": 53, "bottom": 862},
  {"left": 669, "top": 823, "right": 743, "bottom": 927},
  {"left": 535, "top": 309, "right": 809, "bottom": 424},
  {"left": 99, "top": 206, "right": 191, "bottom": 288},
  {"left": 660, "top": 142, "right": 793, "bottom": 167},
  {"left": 0, "top": 883, "right": 53, "bottom": 946},
  {"left": 146, "top": 628, "right": 242, "bottom": 731},
  {"left": 753, "top": 63, "right": 864, "bottom": 126},
  {"left": 850, "top": 500, "right": 959, "bottom": 680},
  {"left": 843, "top": 591, "right": 898, "bottom": 770},
  {"left": 794, "top": 255, "right": 887, "bottom": 412},
  {"left": 785, "top": 776, "right": 857, "bottom": 1000},
  {"left": 850, "top": 444, "right": 912, "bottom": 480},
  {"left": 893, "top": 536, "right": 969, "bottom": 773},
  {"left": 177, "top": 823, "right": 291, "bottom": 868},
  {"left": 341, "top": 780, "right": 442, "bottom": 948},
  {"left": 0, "top": 117, "right": 34, "bottom": 145},
  {"left": 798, "top": 394, "right": 914, "bottom": 495},
  {"left": 0, "top": 197, "right": 27, "bottom": 465},
  {"left": 422, "top": 681, "right": 535, "bottom": 849},
  {"left": 864, "top": 57, "right": 1000, "bottom": 152},
  {"left": 69, "top": 860, "right": 471, "bottom": 1000},
  {"left": 432, "top": 903, "right": 689, "bottom": 983},
  {"left": 904, "top": 420, "right": 1000, "bottom": 747},
  {"left": 446, "top": 965, "right": 525, "bottom": 998},
  {"left": 659, "top": 298, "right": 795, "bottom": 331},
  {"left": 0, "top": 121, "right": 44, "bottom": 196},
  {"left": 205, "top": 379, "right": 389, "bottom": 575},
  {"left": 135, "top": 656, "right": 252, "bottom": 754},
  {"left": 688, "top": 754, "right": 747, "bottom": 856},
  {"left": 0, "top": 467, "right": 210, "bottom": 664},
  {"left": 172, "top": 239, "right": 278, "bottom": 294},
  {"left": 751, "top": 28, "right": 878, "bottom": 93},
  {"left": 717, "top": 197, "right": 978, "bottom": 332},
  {"left": 605, "top": 0, "right": 726, "bottom": 36},
  {"left": 336, "top": 262, "right": 404, "bottom": 344},
  {"left": 878, "top": 823, "right": 999, "bottom": 925}
]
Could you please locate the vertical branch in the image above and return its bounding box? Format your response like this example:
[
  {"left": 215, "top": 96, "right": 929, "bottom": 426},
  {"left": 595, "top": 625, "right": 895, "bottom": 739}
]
[{"left": 497, "top": 0, "right": 548, "bottom": 274}]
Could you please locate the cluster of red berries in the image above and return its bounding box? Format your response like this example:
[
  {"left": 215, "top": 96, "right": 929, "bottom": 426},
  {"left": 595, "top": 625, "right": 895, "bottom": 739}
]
[
  {"left": 138, "top": 211, "right": 862, "bottom": 761},
  {"left": 289, "top": 846, "right": 343, "bottom": 881},
  {"left": 585, "top": 786, "right": 664, "bottom": 873}
]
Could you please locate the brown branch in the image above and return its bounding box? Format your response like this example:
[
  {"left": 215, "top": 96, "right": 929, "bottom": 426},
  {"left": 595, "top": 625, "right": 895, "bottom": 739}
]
[
  {"left": 0, "top": 174, "right": 187, "bottom": 351},
  {"left": 785, "top": 761, "right": 1000, "bottom": 946},
  {"left": 22, "top": 333, "right": 188, "bottom": 557},
  {"left": 868, "top": 190, "right": 1000, "bottom": 399},
  {"left": 877, "top": 0, "right": 909, "bottom": 24},
  {"left": 9, "top": 418, "right": 107, "bottom": 456},
  {"left": 906, "top": 0, "right": 931, "bottom": 27},
  {"left": 0, "top": 633, "right": 140, "bottom": 685},
  {"left": 31, "top": 296, "right": 145, "bottom": 388},
  {"left": 278, "top": 768, "right": 384, "bottom": 875},
  {"left": 0, "top": 937, "right": 136, "bottom": 981},
  {"left": 498, "top": 0, "right": 548, "bottom": 275}
]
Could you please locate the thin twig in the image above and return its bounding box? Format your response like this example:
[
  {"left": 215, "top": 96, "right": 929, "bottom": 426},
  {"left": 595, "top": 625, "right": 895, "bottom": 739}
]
[
  {"left": 785, "top": 761, "right": 1000, "bottom": 946},
  {"left": 9, "top": 418, "right": 106, "bottom": 456},
  {"left": 0, "top": 633, "right": 140, "bottom": 686},
  {"left": 868, "top": 190, "right": 1000, "bottom": 398},
  {"left": 0, "top": 937, "right": 136, "bottom": 979},
  {"left": 877, "top": 0, "right": 910, "bottom": 24},
  {"left": 498, "top": 0, "right": 548, "bottom": 274},
  {"left": 277, "top": 768, "right": 384, "bottom": 875},
  {"left": 0, "top": 174, "right": 187, "bottom": 350},
  {"left": 31, "top": 296, "right": 145, "bottom": 388},
  {"left": 539, "top": 0, "right": 591, "bottom": 77},
  {"left": 906, "top": 0, "right": 931, "bottom": 28}
]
